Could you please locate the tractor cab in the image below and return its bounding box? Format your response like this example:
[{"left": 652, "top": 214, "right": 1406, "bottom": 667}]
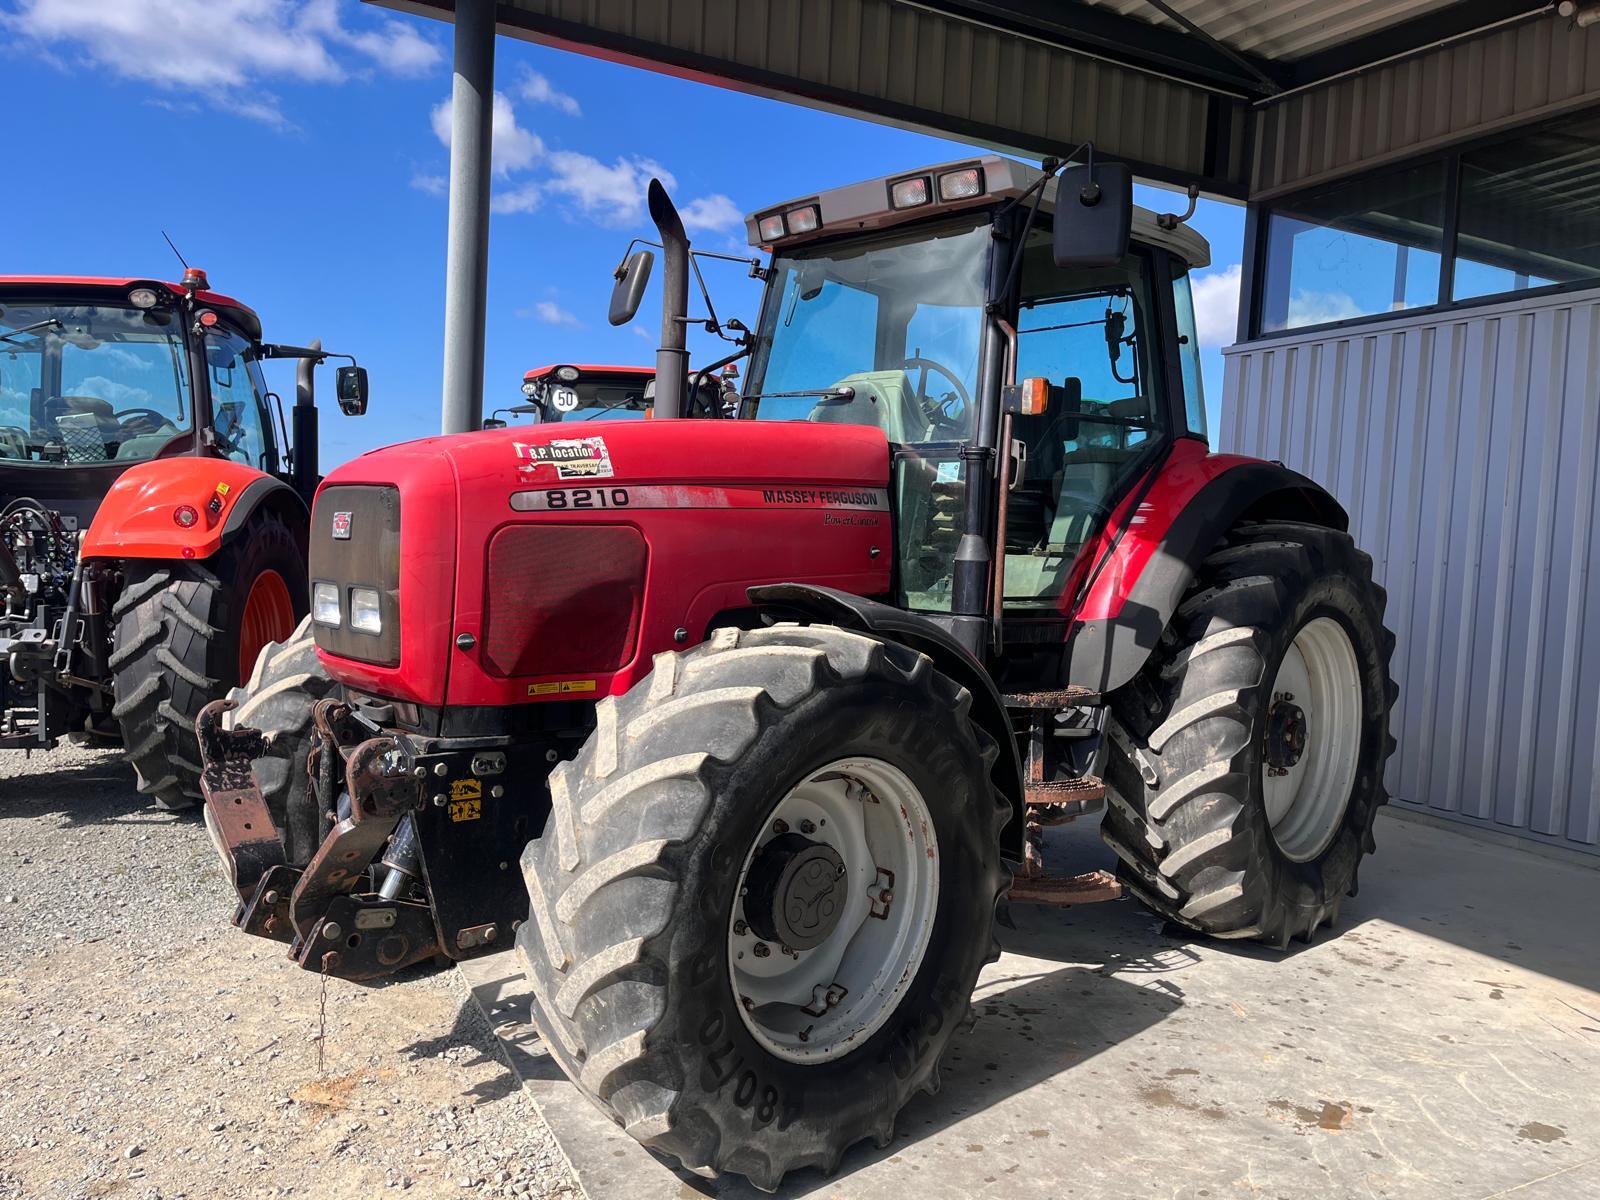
[
  {"left": 0, "top": 273, "right": 366, "bottom": 524},
  {"left": 726, "top": 157, "right": 1210, "bottom": 669},
  {"left": 507, "top": 363, "right": 655, "bottom": 425}
]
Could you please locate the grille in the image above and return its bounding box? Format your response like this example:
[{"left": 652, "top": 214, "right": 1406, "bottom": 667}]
[
  {"left": 482, "top": 525, "right": 647, "bottom": 679},
  {"left": 309, "top": 484, "right": 401, "bottom": 667}
]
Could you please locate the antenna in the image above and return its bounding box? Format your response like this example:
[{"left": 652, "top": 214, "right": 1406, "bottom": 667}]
[{"left": 161, "top": 231, "right": 190, "bottom": 271}]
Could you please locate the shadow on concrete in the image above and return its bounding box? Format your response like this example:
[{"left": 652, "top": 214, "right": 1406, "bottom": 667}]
[
  {"left": 1021, "top": 806, "right": 1600, "bottom": 995},
  {"left": 0, "top": 744, "right": 195, "bottom": 827},
  {"left": 400, "top": 993, "right": 524, "bottom": 1107}
]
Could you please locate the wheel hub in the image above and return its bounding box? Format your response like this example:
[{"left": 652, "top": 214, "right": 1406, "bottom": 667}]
[
  {"left": 1264, "top": 695, "right": 1308, "bottom": 774},
  {"left": 744, "top": 833, "right": 848, "bottom": 950}
]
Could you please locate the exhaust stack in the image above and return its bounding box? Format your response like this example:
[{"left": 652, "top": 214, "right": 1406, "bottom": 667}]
[{"left": 647, "top": 179, "right": 689, "bottom": 420}]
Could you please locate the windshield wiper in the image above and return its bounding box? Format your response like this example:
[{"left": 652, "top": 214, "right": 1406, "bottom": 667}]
[{"left": 0, "top": 319, "right": 63, "bottom": 346}]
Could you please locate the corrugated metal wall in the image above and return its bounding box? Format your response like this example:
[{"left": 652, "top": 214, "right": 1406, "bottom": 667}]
[
  {"left": 1253, "top": 14, "right": 1600, "bottom": 198},
  {"left": 1221, "top": 287, "right": 1600, "bottom": 856}
]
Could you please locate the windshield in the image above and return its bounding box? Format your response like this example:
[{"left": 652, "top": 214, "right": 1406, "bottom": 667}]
[
  {"left": 743, "top": 218, "right": 991, "bottom": 444},
  {"left": 0, "top": 301, "right": 193, "bottom": 466}
]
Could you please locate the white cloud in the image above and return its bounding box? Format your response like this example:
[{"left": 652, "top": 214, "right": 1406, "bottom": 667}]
[
  {"left": 519, "top": 301, "right": 582, "bottom": 328},
  {"left": 5, "top": 0, "right": 442, "bottom": 126},
  {"left": 410, "top": 172, "right": 447, "bottom": 197},
  {"left": 431, "top": 91, "right": 543, "bottom": 177},
  {"left": 491, "top": 183, "right": 542, "bottom": 215},
  {"left": 631, "top": 326, "right": 655, "bottom": 343},
  {"left": 545, "top": 151, "right": 675, "bottom": 227},
  {"left": 1287, "top": 289, "right": 1364, "bottom": 329},
  {"left": 516, "top": 68, "right": 580, "bottom": 117},
  {"left": 678, "top": 194, "right": 743, "bottom": 234},
  {"left": 1190, "top": 263, "right": 1242, "bottom": 349}
]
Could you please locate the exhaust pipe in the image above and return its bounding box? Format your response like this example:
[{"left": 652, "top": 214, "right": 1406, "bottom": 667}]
[
  {"left": 292, "top": 338, "right": 321, "bottom": 502},
  {"left": 647, "top": 179, "right": 689, "bottom": 421}
]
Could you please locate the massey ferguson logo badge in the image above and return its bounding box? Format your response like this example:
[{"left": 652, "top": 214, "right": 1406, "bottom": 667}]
[{"left": 331, "top": 511, "right": 353, "bottom": 540}]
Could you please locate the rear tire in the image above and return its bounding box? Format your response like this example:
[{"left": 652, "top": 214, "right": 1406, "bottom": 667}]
[
  {"left": 514, "top": 625, "right": 1009, "bottom": 1191},
  {"left": 1101, "top": 521, "right": 1396, "bottom": 948},
  {"left": 221, "top": 616, "right": 335, "bottom": 864},
  {"left": 111, "top": 510, "right": 307, "bottom": 810}
]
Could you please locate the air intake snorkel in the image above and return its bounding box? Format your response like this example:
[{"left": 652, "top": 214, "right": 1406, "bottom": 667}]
[{"left": 647, "top": 179, "right": 689, "bottom": 421}]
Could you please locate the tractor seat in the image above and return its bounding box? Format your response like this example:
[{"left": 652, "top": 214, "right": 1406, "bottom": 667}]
[{"left": 808, "top": 371, "right": 925, "bottom": 444}]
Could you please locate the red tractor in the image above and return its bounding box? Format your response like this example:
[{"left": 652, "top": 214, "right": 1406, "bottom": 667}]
[
  {"left": 0, "top": 272, "right": 366, "bottom": 806},
  {"left": 200, "top": 156, "right": 1394, "bottom": 1189}
]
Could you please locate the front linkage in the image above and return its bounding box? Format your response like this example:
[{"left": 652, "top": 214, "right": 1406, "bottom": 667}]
[{"left": 196, "top": 698, "right": 546, "bottom": 982}]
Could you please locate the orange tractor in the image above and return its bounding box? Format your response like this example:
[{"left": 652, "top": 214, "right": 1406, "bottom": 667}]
[{"left": 0, "top": 272, "right": 366, "bottom": 806}]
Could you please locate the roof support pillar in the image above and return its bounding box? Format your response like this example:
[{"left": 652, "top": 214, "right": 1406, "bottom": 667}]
[{"left": 440, "top": 0, "right": 495, "bottom": 435}]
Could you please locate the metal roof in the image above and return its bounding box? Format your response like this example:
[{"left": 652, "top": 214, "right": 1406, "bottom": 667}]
[
  {"left": 1074, "top": 0, "right": 1464, "bottom": 62},
  {"left": 377, "top": 1, "right": 1588, "bottom": 198}
]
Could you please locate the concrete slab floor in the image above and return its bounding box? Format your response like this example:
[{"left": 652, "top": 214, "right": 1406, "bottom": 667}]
[{"left": 459, "top": 809, "right": 1600, "bottom": 1200}]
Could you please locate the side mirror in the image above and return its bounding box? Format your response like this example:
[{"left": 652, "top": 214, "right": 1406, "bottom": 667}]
[
  {"left": 608, "top": 249, "right": 655, "bottom": 326},
  {"left": 481, "top": 417, "right": 508, "bottom": 430},
  {"left": 1053, "top": 162, "right": 1132, "bottom": 269},
  {"left": 335, "top": 365, "right": 369, "bottom": 416}
]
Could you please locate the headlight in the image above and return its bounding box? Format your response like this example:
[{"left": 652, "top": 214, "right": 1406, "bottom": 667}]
[
  {"left": 521, "top": 379, "right": 538, "bottom": 397},
  {"left": 554, "top": 365, "right": 580, "bottom": 383},
  {"left": 128, "top": 286, "right": 160, "bottom": 309},
  {"left": 349, "top": 586, "right": 382, "bottom": 635},
  {"left": 312, "top": 581, "right": 341, "bottom": 627}
]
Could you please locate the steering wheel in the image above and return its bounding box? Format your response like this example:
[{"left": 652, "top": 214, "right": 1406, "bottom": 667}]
[
  {"left": 113, "top": 407, "right": 172, "bottom": 427},
  {"left": 897, "top": 356, "right": 971, "bottom": 435}
]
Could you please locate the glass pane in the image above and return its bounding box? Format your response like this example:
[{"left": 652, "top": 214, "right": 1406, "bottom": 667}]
[
  {"left": 1004, "top": 239, "right": 1163, "bottom": 608},
  {"left": 0, "top": 302, "right": 192, "bottom": 466},
  {"left": 893, "top": 446, "right": 966, "bottom": 613},
  {"left": 1453, "top": 113, "right": 1600, "bottom": 301},
  {"left": 745, "top": 218, "right": 990, "bottom": 443},
  {"left": 1170, "top": 263, "right": 1207, "bottom": 437},
  {"left": 207, "top": 330, "right": 270, "bottom": 470},
  {"left": 1260, "top": 161, "right": 1447, "bottom": 332}
]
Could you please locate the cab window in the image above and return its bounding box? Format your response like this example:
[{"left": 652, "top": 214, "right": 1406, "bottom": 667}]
[
  {"left": 206, "top": 329, "right": 275, "bottom": 472},
  {"left": 1003, "top": 238, "right": 1166, "bottom": 609}
]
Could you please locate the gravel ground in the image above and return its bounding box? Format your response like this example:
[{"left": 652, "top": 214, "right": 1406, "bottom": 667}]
[{"left": 0, "top": 741, "right": 582, "bottom": 1200}]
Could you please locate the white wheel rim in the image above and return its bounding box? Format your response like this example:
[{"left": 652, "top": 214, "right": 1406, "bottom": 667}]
[
  {"left": 728, "top": 757, "right": 939, "bottom": 1064},
  {"left": 1262, "top": 616, "right": 1363, "bottom": 862}
]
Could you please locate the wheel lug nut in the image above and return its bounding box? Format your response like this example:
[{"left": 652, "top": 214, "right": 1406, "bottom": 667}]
[
  {"left": 753, "top": 942, "right": 771, "bottom": 958},
  {"left": 733, "top": 920, "right": 748, "bottom": 936},
  {"left": 799, "top": 819, "right": 816, "bottom": 835},
  {"left": 772, "top": 819, "right": 789, "bottom": 834}
]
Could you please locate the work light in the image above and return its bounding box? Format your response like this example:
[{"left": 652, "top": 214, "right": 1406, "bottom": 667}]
[
  {"left": 349, "top": 587, "right": 382, "bottom": 635},
  {"left": 938, "top": 166, "right": 984, "bottom": 201},
  {"left": 890, "top": 176, "right": 931, "bottom": 208},
  {"left": 312, "top": 582, "right": 341, "bottom": 627},
  {"left": 757, "top": 213, "right": 786, "bottom": 242}
]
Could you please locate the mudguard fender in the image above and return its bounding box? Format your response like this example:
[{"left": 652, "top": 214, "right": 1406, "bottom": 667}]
[
  {"left": 749, "top": 582, "right": 1025, "bottom": 860},
  {"left": 1066, "top": 455, "right": 1348, "bottom": 694},
  {"left": 80, "top": 458, "right": 308, "bottom": 561}
]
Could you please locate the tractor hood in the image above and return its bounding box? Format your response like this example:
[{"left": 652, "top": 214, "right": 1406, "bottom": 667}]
[{"left": 311, "top": 419, "right": 895, "bottom": 711}]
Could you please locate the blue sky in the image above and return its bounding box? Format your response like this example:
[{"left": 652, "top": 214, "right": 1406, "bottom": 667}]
[{"left": 0, "top": 0, "right": 1244, "bottom": 467}]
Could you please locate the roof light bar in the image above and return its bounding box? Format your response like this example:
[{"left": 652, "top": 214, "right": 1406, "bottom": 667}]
[{"left": 889, "top": 176, "right": 931, "bottom": 209}]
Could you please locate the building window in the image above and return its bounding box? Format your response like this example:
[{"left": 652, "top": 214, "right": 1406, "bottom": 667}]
[
  {"left": 1453, "top": 113, "right": 1600, "bottom": 301},
  {"left": 1259, "top": 161, "right": 1448, "bottom": 333},
  {"left": 1252, "top": 109, "right": 1600, "bottom": 337}
]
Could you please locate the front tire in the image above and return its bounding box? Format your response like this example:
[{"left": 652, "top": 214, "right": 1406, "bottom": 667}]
[
  {"left": 110, "top": 510, "right": 307, "bottom": 810},
  {"left": 219, "top": 616, "right": 335, "bottom": 864},
  {"left": 1101, "top": 521, "right": 1396, "bottom": 948},
  {"left": 515, "top": 625, "right": 1008, "bottom": 1191}
]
